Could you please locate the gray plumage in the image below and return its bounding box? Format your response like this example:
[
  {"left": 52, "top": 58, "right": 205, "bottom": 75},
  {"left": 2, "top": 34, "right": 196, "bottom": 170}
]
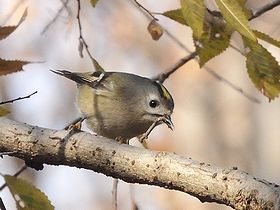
[{"left": 51, "top": 70, "right": 174, "bottom": 141}]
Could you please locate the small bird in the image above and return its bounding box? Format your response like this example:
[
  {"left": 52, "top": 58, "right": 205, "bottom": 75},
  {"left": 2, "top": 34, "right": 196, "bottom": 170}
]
[{"left": 51, "top": 70, "right": 174, "bottom": 143}]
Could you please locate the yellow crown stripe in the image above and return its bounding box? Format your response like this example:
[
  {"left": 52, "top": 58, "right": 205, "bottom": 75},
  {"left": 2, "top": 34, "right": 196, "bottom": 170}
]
[{"left": 159, "top": 83, "right": 171, "bottom": 100}]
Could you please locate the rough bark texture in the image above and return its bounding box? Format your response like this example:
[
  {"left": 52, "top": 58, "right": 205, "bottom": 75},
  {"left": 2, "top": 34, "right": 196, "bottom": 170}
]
[{"left": 0, "top": 118, "right": 279, "bottom": 209}]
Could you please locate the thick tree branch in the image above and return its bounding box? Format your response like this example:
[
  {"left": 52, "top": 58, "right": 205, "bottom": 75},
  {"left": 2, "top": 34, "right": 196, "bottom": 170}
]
[{"left": 0, "top": 118, "right": 279, "bottom": 209}]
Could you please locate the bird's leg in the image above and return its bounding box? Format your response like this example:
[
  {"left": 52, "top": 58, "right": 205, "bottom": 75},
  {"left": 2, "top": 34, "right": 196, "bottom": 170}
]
[
  {"left": 64, "top": 117, "right": 85, "bottom": 130},
  {"left": 50, "top": 117, "right": 85, "bottom": 143},
  {"left": 138, "top": 117, "right": 165, "bottom": 143}
]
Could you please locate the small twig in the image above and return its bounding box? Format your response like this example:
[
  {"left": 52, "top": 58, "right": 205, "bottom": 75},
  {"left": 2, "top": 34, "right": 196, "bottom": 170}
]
[
  {"left": 0, "top": 197, "right": 6, "bottom": 210},
  {"left": 154, "top": 52, "right": 197, "bottom": 83},
  {"left": 163, "top": 29, "right": 191, "bottom": 52},
  {"left": 41, "top": 0, "right": 70, "bottom": 34},
  {"left": 76, "top": 0, "right": 90, "bottom": 58},
  {"left": 112, "top": 179, "right": 119, "bottom": 210},
  {"left": 134, "top": 0, "right": 158, "bottom": 21},
  {"left": 0, "top": 91, "right": 37, "bottom": 105},
  {"left": 250, "top": 0, "right": 280, "bottom": 20},
  {"left": 76, "top": 0, "right": 104, "bottom": 72},
  {"left": 0, "top": 165, "right": 27, "bottom": 192},
  {"left": 60, "top": 0, "right": 71, "bottom": 14},
  {"left": 204, "top": 67, "right": 261, "bottom": 103}
]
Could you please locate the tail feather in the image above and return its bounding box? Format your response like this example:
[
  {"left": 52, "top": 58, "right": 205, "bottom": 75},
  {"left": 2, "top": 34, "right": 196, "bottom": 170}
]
[
  {"left": 50, "top": 69, "right": 86, "bottom": 84},
  {"left": 50, "top": 69, "right": 106, "bottom": 89}
]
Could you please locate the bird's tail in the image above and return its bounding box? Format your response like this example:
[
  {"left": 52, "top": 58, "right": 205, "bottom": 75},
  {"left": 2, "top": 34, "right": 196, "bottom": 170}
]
[
  {"left": 50, "top": 69, "right": 105, "bottom": 88},
  {"left": 50, "top": 69, "right": 87, "bottom": 84}
]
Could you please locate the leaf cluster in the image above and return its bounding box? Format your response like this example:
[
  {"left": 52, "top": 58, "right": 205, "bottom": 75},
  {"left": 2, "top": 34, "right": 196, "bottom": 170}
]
[{"left": 161, "top": 0, "right": 280, "bottom": 100}]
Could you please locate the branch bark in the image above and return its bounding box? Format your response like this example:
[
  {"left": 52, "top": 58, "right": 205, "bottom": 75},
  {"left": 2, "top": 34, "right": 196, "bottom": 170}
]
[{"left": 0, "top": 118, "right": 279, "bottom": 209}]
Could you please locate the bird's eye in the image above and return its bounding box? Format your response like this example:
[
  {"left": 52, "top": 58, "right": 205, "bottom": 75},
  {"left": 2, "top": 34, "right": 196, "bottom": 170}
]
[{"left": 149, "top": 100, "right": 159, "bottom": 108}]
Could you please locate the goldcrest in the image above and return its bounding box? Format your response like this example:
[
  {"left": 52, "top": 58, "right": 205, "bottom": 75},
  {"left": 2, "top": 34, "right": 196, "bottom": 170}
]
[{"left": 51, "top": 70, "right": 174, "bottom": 142}]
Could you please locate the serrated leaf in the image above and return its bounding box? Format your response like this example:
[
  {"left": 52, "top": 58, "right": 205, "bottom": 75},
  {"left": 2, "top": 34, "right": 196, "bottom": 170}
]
[
  {"left": 147, "top": 20, "right": 163, "bottom": 41},
  {"left": 4, "top": 175, "right": 54, "bottom": 210},
  {"left": 0, "top": 106, "right": 10, "bottom": 116},
  {"left": 244, "top": 38, "right": 280, "bottom": 100},
  {"left": 90, "top": 0, "right": 99, "bottom": 7},
  {"left": 254, "top": 30, "right": 280, "bottom": 48},
  {"left": 0, "top": 9, "right": 27, "bottom": 40},
  {"left": 162, "top": 9, "right": 188, "bottom": 25},
  {"left": 180, "top": 0, "right": 205, "bottom": 38},
  {"left": 0, "top": 58, "right": 30, "bottom": 76},
  {"left": 215, "top": 0, "right": 256, "bottom": 41},
  {"left": 195, "top": 28, "right": 232, "bottom": 67},
  {"left": 195, "top": 10, "right": 233, "bottom": 66}
]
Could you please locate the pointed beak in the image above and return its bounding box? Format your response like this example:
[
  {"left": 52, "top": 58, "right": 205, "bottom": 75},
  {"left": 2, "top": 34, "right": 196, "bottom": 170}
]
[{"left": 163, "top": 115, "right": 174, "bottom": 131}]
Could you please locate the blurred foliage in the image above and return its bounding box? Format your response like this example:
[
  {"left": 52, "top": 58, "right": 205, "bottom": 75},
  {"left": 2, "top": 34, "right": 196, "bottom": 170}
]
[
  {"left": 4, "top": 175, "right": 54, "bottom": 210},
  {"left": 0, "top": 106, "right": 10, "bottom": 116},
  {"left": 0, "top": 9, "right": 31, "bottom": 76},
  {"left": 160, "top": 0, "right": 280, "bottom": 100}
]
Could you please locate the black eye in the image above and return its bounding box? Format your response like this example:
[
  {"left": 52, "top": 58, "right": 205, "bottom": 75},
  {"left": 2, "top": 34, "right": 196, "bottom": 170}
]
[{"left": 149, "top": 100, "right": 159, "bottom": 108}]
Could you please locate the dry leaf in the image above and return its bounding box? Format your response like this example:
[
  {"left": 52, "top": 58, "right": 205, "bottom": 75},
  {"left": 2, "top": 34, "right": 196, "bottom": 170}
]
[
  {"left": 0, "top": 58, "right": 30, "bottom": 76},
  {"left": 0, "top": 8, "right": 28, "bottom": 40},
  {"left": 147, "top": 20, "right": 163, "bottom": 41}
]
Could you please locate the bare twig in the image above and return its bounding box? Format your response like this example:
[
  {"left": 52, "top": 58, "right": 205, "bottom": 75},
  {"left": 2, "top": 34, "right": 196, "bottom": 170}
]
[
  {"left": 41, "top": 0, "right": 70, "bottom": 34},
  {"left": 134, "top": 0, "right": 158, "bottom": 21},
  {"left": 0, "top": 91, "right": 37, "bottom": 105},
  {"left": 0, "top": 165, "right": 27, "bottom": 192},
  {"left": 154, "top": 52, "right": 197, "bottom": 83},
  {"left": 76, "top": 0, "right": 104, "bottom": 72},
  {"left": 60, "top": 0, "right": 71, "bottom": 14},
  {"left": 204, "top": 67, "right": 261, "bottom": 103},
  {"left": 250, "top": 0, "right": 280, "bottom": 20},
  {"left": 163, "top": 29, "right": 191, "bottom": 52}
]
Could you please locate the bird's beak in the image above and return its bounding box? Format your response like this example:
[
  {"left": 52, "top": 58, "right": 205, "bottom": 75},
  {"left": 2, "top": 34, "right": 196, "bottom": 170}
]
[{"left": 163, "top": 115, "right": 174, "bottom": 131}]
